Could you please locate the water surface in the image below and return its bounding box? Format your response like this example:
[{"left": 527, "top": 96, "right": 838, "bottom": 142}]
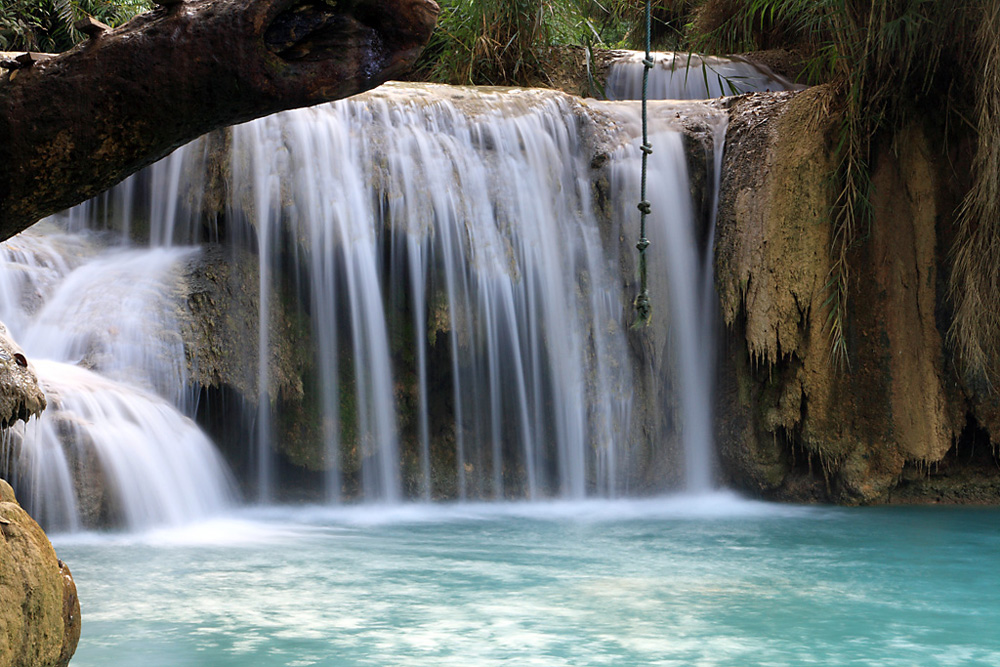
[{"left": 55, "top": 495, "right": 1000, "bottom": 666}]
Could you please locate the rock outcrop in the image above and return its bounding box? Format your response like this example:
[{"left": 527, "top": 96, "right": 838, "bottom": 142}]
[
  {"left": 0, "top": 479, "right": 80, "bottom": 667},
  {"left": 715, "top": 86, "right": 995, "bottom": 504},
  {"left": 0, "top": 326, "right": 78, "bottom": 665},
  {"left": 0, "top": 323, "right": 45, "bottom": 428}
]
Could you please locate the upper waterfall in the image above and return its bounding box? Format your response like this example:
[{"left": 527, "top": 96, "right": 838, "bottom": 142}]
[{"left": 606, "top": 51, "right": 799, "bottom": 100}]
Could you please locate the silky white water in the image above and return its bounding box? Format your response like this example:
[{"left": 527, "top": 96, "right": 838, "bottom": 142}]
[
  {"left": 225, "top": 86, "right": 641, "bottom": 501},
  {"left": 180, "top": 83, "right": 722, "bottom": 503},
  {"left": 1, "top": 81, "right": 732, "bottom": 526}
]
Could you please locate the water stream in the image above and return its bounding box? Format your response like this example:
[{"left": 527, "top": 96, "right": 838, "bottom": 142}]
[
  {"left": 0, "top": 226, "right": 235, "bottom": 531},
  {"left": 606, "top": 51, "right": 799, "bottom": 100}
]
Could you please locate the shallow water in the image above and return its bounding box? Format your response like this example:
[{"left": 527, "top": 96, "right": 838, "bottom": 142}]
[{"left": 54, "top": 495, "right": 1000, "bottom": 666}]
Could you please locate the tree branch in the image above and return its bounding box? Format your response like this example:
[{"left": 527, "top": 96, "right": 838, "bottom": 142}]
[{"left": 0, "top": 0, "right": 439, "bottom": 240}]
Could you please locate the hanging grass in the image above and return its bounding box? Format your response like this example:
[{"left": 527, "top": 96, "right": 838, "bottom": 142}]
[
  {"left": 948, "top": 0, "right": 1000, "bottom": 384},
  {"left": 690, "top": 0, "right": 979, "bottom": 369}
]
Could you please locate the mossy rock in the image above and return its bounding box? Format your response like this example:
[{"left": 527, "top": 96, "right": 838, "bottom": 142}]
[{"left": 0, "top": 479, "right": 80, "bottom": 667}]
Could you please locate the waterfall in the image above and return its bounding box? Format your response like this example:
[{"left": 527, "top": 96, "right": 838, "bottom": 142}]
[
  {"left": 606, "top": 51, "right": 800, "bottom": 100},
  {"left": 220, "top": 84, "right": 732, "bottom": 501},
  {"left": 604, "top": 53, "right": 789, "bottom": 490},
  {"left": 227, "top": 85, "right": 640, "bottom": 501},
  {"left": 1, "top": 78, "right": 735, "bottom": 528}
]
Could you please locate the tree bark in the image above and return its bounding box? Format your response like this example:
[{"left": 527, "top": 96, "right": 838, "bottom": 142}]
[{"left": 0, "top": 0, "right": 439, "bottom": 241}]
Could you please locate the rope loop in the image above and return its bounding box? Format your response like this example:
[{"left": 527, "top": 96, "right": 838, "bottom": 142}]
[{"left": 634, "top": 291, "right": 652, "bottom": 323}]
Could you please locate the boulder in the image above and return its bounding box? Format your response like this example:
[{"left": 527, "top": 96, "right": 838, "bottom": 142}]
[{"left": 0, "top": 479, "right": 80, "bottom": 667}]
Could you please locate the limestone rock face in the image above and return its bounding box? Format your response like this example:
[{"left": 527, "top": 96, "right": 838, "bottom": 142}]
[
  {"left": 715, "top": 87, "right": 981, "bottom": 504},
  {"left": 0, "top": 323, "right": 45, "bottom": 428},
  {"left": 180, "top": 244, "right": 320, "bottom": 491},
  {"left": 0, "top": 479, "right": 80, "bottom": 667}
]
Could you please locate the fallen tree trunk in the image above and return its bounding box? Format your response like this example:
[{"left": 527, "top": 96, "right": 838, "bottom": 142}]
[{"left": 0, "top": 0, "right": 439, "bottom": 241}]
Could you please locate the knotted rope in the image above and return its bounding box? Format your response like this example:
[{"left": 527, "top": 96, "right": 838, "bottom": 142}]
[{"left": 633, "top": 0, "right": 654, "bottom": 325}]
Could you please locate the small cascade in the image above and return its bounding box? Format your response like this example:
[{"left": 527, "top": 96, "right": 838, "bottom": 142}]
[
  {"left": 605, "top": 51, "right": 756, "bottom": 492},
  {"left": 7, "top": 361, "right": 234, "bottom": 531},
  {"left": 606, "top": 51, "right": 798, "bottom": 100},
  {"left": 0, "top": 228, "right": 236, "bottom": 530},
  {"left": 22, "top": 246, "right": 192, "bottom": 405},
  {"left": 604, "top": 113, "right": 727, "bottom": 493}
]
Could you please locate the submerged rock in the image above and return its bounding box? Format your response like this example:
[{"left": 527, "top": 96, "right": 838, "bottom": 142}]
[{"left": 0, "top": 479, "right": 80, "bottom": 667}]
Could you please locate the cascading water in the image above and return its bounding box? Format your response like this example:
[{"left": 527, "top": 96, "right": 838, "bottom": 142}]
[
  {"left": 604, "top": 51, "right": 796, "bottom": 491},
  {"left": 608, "top": 125, "right": 722, "bottom": 493},
  {"left": 0, "top": 225, "right": 236, "bottom": 530},
  {"left": 1, "top": 74, "right": 737, "bottom": 528}
]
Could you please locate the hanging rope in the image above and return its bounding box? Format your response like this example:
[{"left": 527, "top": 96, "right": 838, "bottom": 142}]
[{"left": 633, "top": 0, "right": 654, "bottom": 325}]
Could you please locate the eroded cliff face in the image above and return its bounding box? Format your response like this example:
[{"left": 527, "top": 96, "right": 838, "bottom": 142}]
[
  {"left": 0, "top": 479, "right": 80, "bottom": 667},
  {"left": 715, "top": 86, "right": 996, "bottom": 504}
]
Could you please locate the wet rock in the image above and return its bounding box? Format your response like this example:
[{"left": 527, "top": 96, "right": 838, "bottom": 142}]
[{"left": 181, "top": 244, "right": 308, "bottom": 407}]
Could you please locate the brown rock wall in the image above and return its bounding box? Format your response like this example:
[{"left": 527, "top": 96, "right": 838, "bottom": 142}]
[{"left": 715, "top": 87, "right": 985, "bottom": 504}]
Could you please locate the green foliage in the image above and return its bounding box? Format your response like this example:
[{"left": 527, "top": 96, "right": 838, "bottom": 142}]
[
  {"left": 574, "top": 0, "right": 693, "bottom": 49},
  {"left": 0, "top": 0, "right": 151, "bottom": 52},
  {"left": 418, "top": 0, "right": 694, "bottom": 85},
  {"left": 418, "top": 0, "right": 552, "bottom": 85}
]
